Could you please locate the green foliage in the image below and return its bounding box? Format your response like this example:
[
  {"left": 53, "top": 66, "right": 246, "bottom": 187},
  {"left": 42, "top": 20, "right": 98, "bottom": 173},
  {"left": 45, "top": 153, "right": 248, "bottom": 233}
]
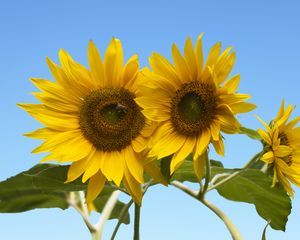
[
  {"left": 239, "top": 126, "right": 262, "bottom": 140},
  {"left": 160, "top": 156, "right": 172, "bottom": 182},
  {"left": 0, "top": 164, "right": 130, "bottom": 224},
  {"left": 172, "top": 161, "right": 291, "bottom": 231}
]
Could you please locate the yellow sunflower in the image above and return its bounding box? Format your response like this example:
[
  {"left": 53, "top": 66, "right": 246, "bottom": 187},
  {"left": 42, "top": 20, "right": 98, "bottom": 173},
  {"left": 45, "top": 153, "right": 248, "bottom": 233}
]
[
  {"left": 135, "top": 34, "right": 255, "bottom": 180},
  {"left": 257, "top": 100, "right": 300, "bottom": 196},
  {"left": 18, "top": 38, "right": 164, "bottom": 206}
]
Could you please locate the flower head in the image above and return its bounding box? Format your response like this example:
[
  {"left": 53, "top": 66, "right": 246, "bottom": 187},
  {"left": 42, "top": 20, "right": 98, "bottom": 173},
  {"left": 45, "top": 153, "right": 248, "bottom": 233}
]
[
  {"left": 257, "top": 100, "right": 300, "bottom": 196},
  {"left": 135, "top": 34, "right": 255, "bottom": 180},
  {"left": 18, "top": 38, "right": 164, "bottom": 206}
]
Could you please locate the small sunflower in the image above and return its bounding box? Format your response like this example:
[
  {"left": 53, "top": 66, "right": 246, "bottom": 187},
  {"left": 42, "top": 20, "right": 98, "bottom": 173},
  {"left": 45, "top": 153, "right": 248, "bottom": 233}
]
[
  {"left": 18, "top": 38, "right": 164, "bottom": 206},
  {"left": 135, "top": 34, "right": 255, "bottom": 180},
  {"left": 257, "top": 100, "right": 300, "bottom": 196}
]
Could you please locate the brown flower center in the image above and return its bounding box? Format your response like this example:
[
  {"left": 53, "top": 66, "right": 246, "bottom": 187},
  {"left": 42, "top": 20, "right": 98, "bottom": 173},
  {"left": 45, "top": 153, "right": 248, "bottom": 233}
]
[
  {"left": 79, "top": 88, "right": 145, "bottom": 151},
  {"left": 171, "top": 81, "right": 217, "bottom": 136}
]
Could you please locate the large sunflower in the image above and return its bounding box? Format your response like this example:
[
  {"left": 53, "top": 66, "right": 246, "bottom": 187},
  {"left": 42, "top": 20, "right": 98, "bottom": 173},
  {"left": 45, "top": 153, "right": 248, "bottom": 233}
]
[
  {"left": 135, "top": 34, "right": 255, "bottom": 180},
  {"left": 18, "top": 38, "right": 164, "bottom": 205},
  {"left": 257, "top": 100, "right": 300, "bottom": 196}
]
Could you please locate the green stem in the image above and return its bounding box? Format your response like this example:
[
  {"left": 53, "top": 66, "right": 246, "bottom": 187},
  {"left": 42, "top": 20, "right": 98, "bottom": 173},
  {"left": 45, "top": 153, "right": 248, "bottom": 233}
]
[
  {"left": 200, "top": 198, "right": 243, "bottom": 240},
  {"left": 171, "top": 180, "right": 242, "bottom": 240},
  {"left": 199, "top": 152, "right": 210, "bottom": 198},
  {"left": 91, "top": 231, "right": 102, "bottom": 240},
  {"left": 133, "top": 203, "right": 141, "bottom": 240},
  {"left": 208, "top": 152, "right": 261, "bottom": 192},
  {"left": 110, "top": 199, "right": 134, "bottom": 240}
]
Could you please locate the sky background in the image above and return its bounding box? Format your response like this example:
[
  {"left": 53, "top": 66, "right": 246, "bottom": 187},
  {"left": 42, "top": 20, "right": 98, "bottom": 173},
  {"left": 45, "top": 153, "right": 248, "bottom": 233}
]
[{"left": 1, "top": 0, "right": 300, "bottom": 239}]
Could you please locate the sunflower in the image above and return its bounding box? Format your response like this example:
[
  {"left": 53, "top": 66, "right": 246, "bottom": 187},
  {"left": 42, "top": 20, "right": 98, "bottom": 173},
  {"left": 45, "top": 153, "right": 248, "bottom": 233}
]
[
  {"left": 18, "top": 38, "right": 165, "bottom": 206},
  {"left": 135, "top": 34, "right": 255, "bottom": 180},
  {"left": 257, "top": 100, "right": 300, "bottom": 196}
]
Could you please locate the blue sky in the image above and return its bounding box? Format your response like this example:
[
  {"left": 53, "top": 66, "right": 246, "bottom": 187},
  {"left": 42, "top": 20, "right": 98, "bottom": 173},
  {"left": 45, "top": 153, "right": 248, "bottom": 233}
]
[{"left": 1, "top": 0, "right": 300, "bottom": 239}]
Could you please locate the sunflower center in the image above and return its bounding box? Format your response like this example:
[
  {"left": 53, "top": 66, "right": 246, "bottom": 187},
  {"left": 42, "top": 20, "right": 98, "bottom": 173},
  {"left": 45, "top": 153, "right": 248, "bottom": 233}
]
[
  {"left": 278, "top": 132, "right": 292, "bottom": 166},
  {"left": 79, "top": 88, "right": 145, "bottom": 152},
  {"left": 171, "top": 81, "right": 217, "bottom": 136}
]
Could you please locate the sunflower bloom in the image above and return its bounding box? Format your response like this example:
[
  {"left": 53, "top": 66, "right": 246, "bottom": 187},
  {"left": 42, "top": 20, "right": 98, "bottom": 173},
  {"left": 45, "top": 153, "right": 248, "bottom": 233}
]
[
  {"left": 135, "top": 34, "right": 255, "bottom": 180},
  {"left": 257, "top": 100, "right": 300, "bottom": 196},
  {"left": 18, "top": 38, "right": 165, "bottom": 206}
]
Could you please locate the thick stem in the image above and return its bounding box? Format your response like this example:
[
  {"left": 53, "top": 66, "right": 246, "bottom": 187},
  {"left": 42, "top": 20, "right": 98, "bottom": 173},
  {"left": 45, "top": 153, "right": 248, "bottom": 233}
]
[
  {"left": 91, "top": 231, "right": 102, "bottom": 240},
  {"left": 171, "top": 181, "right": 242, "bottom": 240},
  {"left": 200, "top": 198, "right": 243, "bottom": 240},
  {"left": 199, "top": 152, "right": 210, "bottom": 198},
  {"left": 95, "top": 190, "right": 121, "bottom": 239},
  {"left": 67, "top": 192, "right": 97, "bottom": 234},
  {"left": 110, "top": 199, "right": 134, "bottom": 240},
  {"left": 133, "top": 203, "right": 141, "bottom": 240}
]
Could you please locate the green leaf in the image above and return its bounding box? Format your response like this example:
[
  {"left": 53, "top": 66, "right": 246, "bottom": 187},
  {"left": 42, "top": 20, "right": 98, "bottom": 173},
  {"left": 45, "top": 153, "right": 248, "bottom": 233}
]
[
  {"left": 93, "top": 189, "right": 130, "bottom": 225},
  {"left": 171, "top": 160, "right": 291, "bottom": 231},
  {"left": 212, "top": 167, "right": 291, "bottom": 231},
  {"left": 0, "top": 164, "right": 130, "bottom": 225},
  {"left": 171, "top": 158, "right": 223, "bottom": 183},
  {"left": 171, "top": 161, "right": 198, "bottom": 183},
  {"left": 0, "top": 164, "right": 82, "bottom": 213},
  {"left": 0, "top": 192, "right": 68, "bottom": 213},
  {"left": 160, "top": 156, "right": 172, "bottom": 182},
  {"left": 239, "top": 126, "right": 262, "bottom": 140}
]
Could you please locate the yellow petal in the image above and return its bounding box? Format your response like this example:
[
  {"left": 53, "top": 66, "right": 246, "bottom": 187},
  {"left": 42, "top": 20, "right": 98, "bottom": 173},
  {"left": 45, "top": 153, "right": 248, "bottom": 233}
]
[
  {"left": 215, "top": 51, "right": 236, "bottom": 85},
  {"left": 210, "top": 121, "right": 221, "bottom": 141},
  {"left": 125, "top": 146, "right": 144, "bottom": 184},
  {"left": 223, "top": 75, "right": 240, "bottom": 93},
  {"left": 86, "top": 171, "right": 106, "bottom": 204},
  {"left": 193, "top": 129, "right": 211, "bottom": 159},
  {"left": 144, "top": 161, "right": 168, "bottom": 186},
  {"left": 195, "top": 33, "right": 204, "bottom": 77},
  {"left": 123, "top": 166, "right": 142, "bottom": 205},
  {"left": 229, "top": 102, "right": 256, "bottom": 114},
  {"left": 271, "top": 166, "right": 278, "bottom": 187},
  {"left": 149, "top": 53, "right": 181, "bottom": 87},
  {"left": 276, "top": 168, "right": 294, "bottom": 197},
  {"left": 206, "top": 42, "right": 221, "bottom": 67},
  {"left": 101, "top": 150, "right": 125, "bottom": 186},
  {"left": 88, "top": 40, "right": 104, "bottom": 87},
  {"left": 132, "top": 135, "right": 148, "bottom": 153},
  {"left": 255, "top": 115, "right": 272, "bottom": 133},
  {"left": 23, "top": 128, "right": 59, "bottom": 140},
  {"left": 219, "top": 94, "right": 252, "bottom": 105},
  {"left": 151, "top": 130, "right": 186, "bottom": 160},
  {"left": 184, "top": 36, "right": 197, "bottom": 80},
  {"left": 104, "top": 38, "right": 124, "bottom": 87},
  {"left": 193, "top": 152, "right": 206, "bottom": 181},
  {"left": 257, "top": 129, "right": 272, "bottom": 145},
  {"left": 82, "top": 150, "right": 103, "bottom": 183},
  {"left": 141, "top": 108, "right": 170, "bottom": 122},
  {"left": 172, "top": 43, "right": 191, "bottom": 82},
  {"left": 285, "top": 116, "right": 300, "bottom": 130},
  {"left": 58, "top": 136, "right": 94, "bottom": 163},
  {"left": 260, "top": 151, "right": 274, "bottom": 163},
  {"left": 212, "top": 137, "right": 225, "bottom": 156},
  {"left": 30, "top": 78, "right": 81, "bottom": 105},
  {"left": 170, "top": 137, "right": 196, "bottom": 174},
  {"left": 31, "top": 130, "right": 82, "bottom": 153},
  {"left": 275, "top": 99, "right": 285, "bottom": 122},
  {"left": 276, "top": 105, "right": 294, "bottom": 129},
  {"left": 123, "top": 54, "right": 139, "bottom": 89},
  {"left": 274, "top": 145, "right": 292, "bottom": 158},
  {"left": 216, "top": 105, "right": 241, "bottom": 134},
  {"left": 65, "top": 155, "right": 93, "bottom": 183}
]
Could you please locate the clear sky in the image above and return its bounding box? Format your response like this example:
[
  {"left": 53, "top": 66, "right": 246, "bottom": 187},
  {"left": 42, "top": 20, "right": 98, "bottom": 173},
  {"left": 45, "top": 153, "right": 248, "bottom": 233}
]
[{"left": 1, "top": 0, "right": 300, "bottom": 239}]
